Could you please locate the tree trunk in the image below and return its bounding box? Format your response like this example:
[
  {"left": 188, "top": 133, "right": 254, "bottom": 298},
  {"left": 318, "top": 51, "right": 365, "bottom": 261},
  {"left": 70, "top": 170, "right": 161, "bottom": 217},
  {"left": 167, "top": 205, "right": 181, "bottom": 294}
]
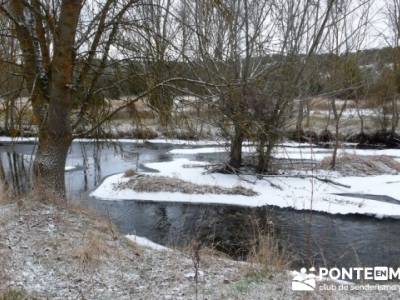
[
  {"left": 229, "top": 126, "right": 243, "bottom": 170},
  {"left": 257, "top": 139, "right": 266, "bottom": 173},
  {"left": 257, "top": 138, "right": 275, "bottom": 173},
  {"left": 296, "top": 98, "right": 304, "bottom": 137},
  {"left": 32, "top": 92, "right": 73, "bottom": 198},
  {"left": 305, "top": 98, "right": 311, "bottom": 128},
  {"left": 391, "top": 98, "right": 399, "bottom": 135},
  {"left": 331, "top": 121, "right": 340, "bottom": 169},
  {"left": 33, "top": 130, "right": 72, "bottom": 198},
  {"left": 355, "top": 100, "right": 364, "bottom": 134}
]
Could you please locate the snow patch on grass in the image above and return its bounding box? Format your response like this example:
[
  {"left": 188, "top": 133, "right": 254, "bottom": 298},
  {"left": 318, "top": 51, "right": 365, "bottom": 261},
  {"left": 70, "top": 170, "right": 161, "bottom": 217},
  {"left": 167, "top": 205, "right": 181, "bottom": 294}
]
[
  {"left": 65, "top": 165, "right": 80, "bottom": 172},
  {"left": 126, "top": 235, "right": 169, "bottom": 251}
]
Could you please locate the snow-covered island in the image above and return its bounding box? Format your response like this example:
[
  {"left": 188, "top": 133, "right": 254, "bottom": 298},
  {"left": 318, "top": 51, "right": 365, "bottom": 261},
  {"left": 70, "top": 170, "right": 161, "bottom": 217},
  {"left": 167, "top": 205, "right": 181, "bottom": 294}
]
[{"left": 91, "top": 144, "right": 400, "bottom": 219}]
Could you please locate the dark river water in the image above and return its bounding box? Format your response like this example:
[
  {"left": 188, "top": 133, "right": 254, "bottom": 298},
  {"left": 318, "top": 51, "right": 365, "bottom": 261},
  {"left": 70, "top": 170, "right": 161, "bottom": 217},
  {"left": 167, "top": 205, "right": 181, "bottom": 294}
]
[{"left": 1, "top": 140, "right": 400, "bottom": 269}]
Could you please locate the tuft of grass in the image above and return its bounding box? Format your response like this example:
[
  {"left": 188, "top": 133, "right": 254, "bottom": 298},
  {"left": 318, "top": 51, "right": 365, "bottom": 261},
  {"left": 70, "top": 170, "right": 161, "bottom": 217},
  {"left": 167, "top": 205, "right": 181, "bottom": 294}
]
[
  {"left": 115, "top": 175, "right": 258, "bottom": 196},
  {"left": 131, "top": 127, "right": 158, "bottom": 139},
  {"left": 73, "top": 234, "right": 108, "bottom": 267},
  {"left": 247, "top": 233, "right": 290, "bottom": 273},
  {"left": 246, "top": 220, "right": 291, "bottom": 275},
  {"left": 123, "top": 169, "right": 137, "bottom": 177}
]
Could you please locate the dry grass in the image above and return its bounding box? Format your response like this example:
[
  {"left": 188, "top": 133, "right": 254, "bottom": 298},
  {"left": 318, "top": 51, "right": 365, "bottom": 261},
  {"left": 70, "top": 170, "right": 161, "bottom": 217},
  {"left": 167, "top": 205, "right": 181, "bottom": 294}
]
[
  {"left": 123, "top": 169, "right": 138, "bottom": 177},
  {"left": 246, "top": 219, "right": 291, "bottom": 275},
  {"left": 321, "top": 154, "right": 400, "bottom": 175},
  {"left": 73, "top": 233, "right": 109, "bottom": 267},
  {"left": 116, "top": 175, "right": 258, "bottom": 196},
  {"left": 247, "top": 233, "right": 290, "bottom": 273},
  {"left": 131, "top": 127, "right": 158, "bottom": 139}
]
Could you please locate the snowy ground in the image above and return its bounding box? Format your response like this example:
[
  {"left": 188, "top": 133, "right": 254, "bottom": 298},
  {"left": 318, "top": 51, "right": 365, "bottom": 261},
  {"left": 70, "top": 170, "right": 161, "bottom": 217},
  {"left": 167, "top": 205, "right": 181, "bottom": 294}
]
[
  {"left": 92, "top": 144, "right": 400, "bottom": 219},
  {"left": 126, "top": 234, "right": 170, "bottom": 251},
  {"left": 2, "top": 201, "right": 391, "bottom": 299},
  {"left": 311, "top": 108, "right": 378, "bottom": 118},
  {"left": 0, "top": 136, "right": 220, "bottom": 146},
  {"left": 169, "top": 145, "right": 400, "bottom": 162}
]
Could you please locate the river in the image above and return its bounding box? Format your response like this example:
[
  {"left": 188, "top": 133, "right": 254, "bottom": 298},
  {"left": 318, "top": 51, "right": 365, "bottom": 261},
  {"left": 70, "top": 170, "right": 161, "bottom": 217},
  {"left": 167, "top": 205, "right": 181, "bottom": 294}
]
[{"left": 1, "top": 140, "right": 400, "bottom": 269}]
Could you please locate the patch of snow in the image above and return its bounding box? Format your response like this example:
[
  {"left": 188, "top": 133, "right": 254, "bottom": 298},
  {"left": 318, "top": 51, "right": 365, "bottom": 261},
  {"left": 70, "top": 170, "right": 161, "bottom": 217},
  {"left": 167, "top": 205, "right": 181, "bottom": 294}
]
[
  {"left": 0, "top": 136, "right": 36, "bottom": 143},
  {"left": 91, "top": 158, "right": 400, "bottom": 219},
  {"left": 0, "top": 136, "right": 221, "bottom": 146},
  {"left": 168, "top": 145, "right": 400, "bottom": 162},
  {"left": 277, "top": 141, "right": 318, "bottom": 148},
  {"left": 126, "top": 235, "right": 169, "bottom": 251},
  {"left": 75, "top": 138, "right": 220, "bottom": 146},
  {"left": 184, "top": 270, "right": 205, "bottom": 280},
  {"left": 169, "top": 146, "right": 256, "bottom": 155},
  {"left": 311, "top": 108, "right": 378, "bottom": 118},
  {"left": 65, "top": 165, "right": 79, "bottom": 172}
]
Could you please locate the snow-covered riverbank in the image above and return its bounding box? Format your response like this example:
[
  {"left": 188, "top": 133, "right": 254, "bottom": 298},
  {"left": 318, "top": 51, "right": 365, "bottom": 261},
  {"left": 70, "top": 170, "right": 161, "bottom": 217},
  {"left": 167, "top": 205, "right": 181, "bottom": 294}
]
[{"left": 92, "top": 154, "right": 400, "bottom": 219}]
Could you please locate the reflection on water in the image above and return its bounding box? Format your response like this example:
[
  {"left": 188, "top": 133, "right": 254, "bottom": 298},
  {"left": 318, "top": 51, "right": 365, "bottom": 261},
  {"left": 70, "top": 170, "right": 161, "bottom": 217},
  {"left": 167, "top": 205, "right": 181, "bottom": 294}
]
[
  {"left": 0, "top": 144, "right": 33, "bottom": 193},
  {"left": 1, "top": 141, "right": 400, "bottom": 269},
  {"left": 85, "top": 198, "right": 400, "bottom": 268},
  {"left": 0, "top": 141, "right": 172, "bottom": 198}
]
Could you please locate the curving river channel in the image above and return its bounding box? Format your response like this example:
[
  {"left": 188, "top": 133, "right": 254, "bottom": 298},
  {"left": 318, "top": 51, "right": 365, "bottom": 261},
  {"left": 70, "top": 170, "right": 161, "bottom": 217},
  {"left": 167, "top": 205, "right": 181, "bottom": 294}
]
[{"left": 1, "top": 140, "right": 400, "bottom": 269}]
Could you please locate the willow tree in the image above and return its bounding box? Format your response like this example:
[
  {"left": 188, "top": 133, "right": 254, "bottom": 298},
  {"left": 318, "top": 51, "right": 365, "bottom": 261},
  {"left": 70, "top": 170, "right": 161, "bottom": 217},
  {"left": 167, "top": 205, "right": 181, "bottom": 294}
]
[
  {"left": 134, "top": 0, "right": 177, "bottom": 126},
  {"left": 385, "top": 0, "right": 400, "bottom": 135},
  {"left": 190, "top": 0, "right": 276, "bottom": 170},
  {"left": 190, "top": 0, "right": 338, "bottom": 172},
  {"left": 0, "top": 0, "right": 139, "bottom": 196},
  {"left": 323, "top": 0, "right": 370, "bottom": 169}
]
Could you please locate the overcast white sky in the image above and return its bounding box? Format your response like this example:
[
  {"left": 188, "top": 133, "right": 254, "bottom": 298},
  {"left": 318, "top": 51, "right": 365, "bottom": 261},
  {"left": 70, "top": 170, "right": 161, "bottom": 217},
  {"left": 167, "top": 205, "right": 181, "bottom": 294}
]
[{"left": 366, "top": 0, "right": 391, "bottom": 49}]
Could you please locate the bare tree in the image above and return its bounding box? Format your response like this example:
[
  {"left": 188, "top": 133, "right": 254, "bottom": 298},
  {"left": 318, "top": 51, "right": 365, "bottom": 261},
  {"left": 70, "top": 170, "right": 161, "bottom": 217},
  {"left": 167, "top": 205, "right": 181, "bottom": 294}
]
[
  {"left": 0, "top": 0, "right": 141, "bottom": 196},
  {"left": 323, "top": 0, "right": 370, "bottom": 169},
  {"left": 189, "top": 0, "right": 271, "bottom": 169},
  {"left": 384, "top": 0, "right": 400, "bottom": 135}
]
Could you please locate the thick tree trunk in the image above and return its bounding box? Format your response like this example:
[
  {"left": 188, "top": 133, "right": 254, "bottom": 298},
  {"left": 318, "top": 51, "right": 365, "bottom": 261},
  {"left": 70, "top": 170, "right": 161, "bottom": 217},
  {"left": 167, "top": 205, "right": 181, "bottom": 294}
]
[
  {"left": 33, "top": 129, "right": 72, "bottom": 197},
  {"left": 32, "top": 94, "right": 73, "bottom": 197},
  {"left": 229, "top": 126, "right": 243, "bottom": 170}
]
